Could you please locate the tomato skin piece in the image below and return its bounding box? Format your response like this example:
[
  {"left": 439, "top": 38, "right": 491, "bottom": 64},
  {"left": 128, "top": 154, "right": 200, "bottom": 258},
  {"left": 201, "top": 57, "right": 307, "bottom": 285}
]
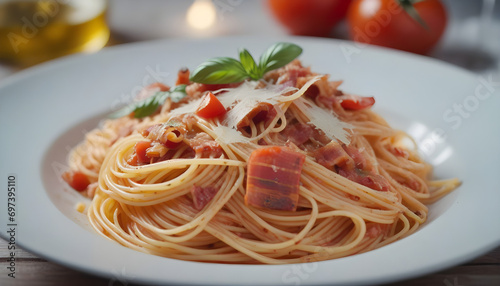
[
  {"left": 135, "top": 141, "right": 152, "bottom": 164},
  {"left": 347, "top": 0, "right": 447, "bottom": 54},
  {"left": 338, "top": 94, "right": 375, "bottom": 110},
  {"left": 63, "top": 171, "right": 90, "bottom": 192},
  {"left": 268, "top": 0, "right": 351, "bottom": 37},
  {"left": 196, "top": 92, "right": 227, "bottom": 119}
]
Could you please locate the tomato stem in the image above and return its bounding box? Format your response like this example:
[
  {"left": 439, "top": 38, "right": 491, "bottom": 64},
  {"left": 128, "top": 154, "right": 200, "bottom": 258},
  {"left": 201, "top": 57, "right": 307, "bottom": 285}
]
[{"left": 398, "top": 0, "right": 430, "bottom": 30}]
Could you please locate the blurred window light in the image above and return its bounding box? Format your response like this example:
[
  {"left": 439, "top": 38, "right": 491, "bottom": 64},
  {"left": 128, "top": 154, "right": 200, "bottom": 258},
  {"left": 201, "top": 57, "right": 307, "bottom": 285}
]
[{"left": 186, "top": 0, "right": 217, "bottom": 30}]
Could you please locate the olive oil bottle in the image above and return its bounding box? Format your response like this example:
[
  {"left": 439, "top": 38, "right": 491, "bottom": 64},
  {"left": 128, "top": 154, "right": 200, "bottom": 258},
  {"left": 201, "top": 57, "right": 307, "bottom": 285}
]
[{"left": 0, "top": 0, "right": 109, "bottom": 67}]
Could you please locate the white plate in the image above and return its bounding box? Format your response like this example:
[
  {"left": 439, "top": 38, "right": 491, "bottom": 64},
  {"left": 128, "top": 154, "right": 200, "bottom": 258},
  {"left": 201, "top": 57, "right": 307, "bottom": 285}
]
[{"left": 1, "top": 36, "right": 499, "bottom": 285}]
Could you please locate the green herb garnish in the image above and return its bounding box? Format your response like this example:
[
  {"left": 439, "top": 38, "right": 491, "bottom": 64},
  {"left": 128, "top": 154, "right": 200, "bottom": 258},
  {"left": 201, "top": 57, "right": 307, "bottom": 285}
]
[
  {"left": 190, "top": 42, "right": 302, "bottom": 84},
  {"left": 109, "top": 84, "right": 187, "bottom": 119},
  {"left": 109, "top": 42, "right": 302, "bottom": 118}
]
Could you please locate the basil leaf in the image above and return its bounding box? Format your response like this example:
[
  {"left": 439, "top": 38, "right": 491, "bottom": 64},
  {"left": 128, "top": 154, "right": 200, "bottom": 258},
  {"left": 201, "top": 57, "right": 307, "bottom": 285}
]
[
  {"left": 169, "top": 84, "right": 187, "bottom": 102},
  {"left": 259, "top": 42, "right": 302, "bottom": 74},
  {"left": 190, "top": 57, "right": 248, "bottom": 84},
  {"left": 108, "top": 103, "right": 135, "bottom": 119},
  {"left": 239, "top": 48, "right": 261, "bottom": 80},
  {"left": 189, "top": 42, "right": 302, "bottom": 84},
  {"left": 131, "top": 92, "right": 169, "bottom": 118},
  {"left": 109, "top": 84, "right": 187, "bottom": 119}
]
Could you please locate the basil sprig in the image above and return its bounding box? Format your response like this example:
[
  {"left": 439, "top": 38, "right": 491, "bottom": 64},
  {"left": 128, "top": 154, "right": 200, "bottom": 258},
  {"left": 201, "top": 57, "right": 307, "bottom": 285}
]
[
  {"left": 190, "top": 42, "right": 302, "bottom": 84},
  {"left": 109, "top": 84, "right": 187, "bottom": 119}
]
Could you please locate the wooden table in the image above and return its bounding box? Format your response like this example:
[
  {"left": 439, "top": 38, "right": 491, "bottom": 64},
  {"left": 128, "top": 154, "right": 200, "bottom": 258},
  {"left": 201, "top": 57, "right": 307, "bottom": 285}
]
[{"left": 1, "top": 239, "right": 498, "bottom": 286}]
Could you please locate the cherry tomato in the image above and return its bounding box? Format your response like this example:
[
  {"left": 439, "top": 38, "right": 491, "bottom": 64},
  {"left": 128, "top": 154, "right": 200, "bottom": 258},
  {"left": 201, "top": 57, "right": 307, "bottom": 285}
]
[
  {"left": 267, "top": 0, "right": 352, "bottom": 37},
  {"left": 196, "top": 92, "right": 227, "bottom": 119},
  {"left": 347, "top": 0, "right": 447, "bottom": 54},
  {"left": 338, "top": 94, "right": 375, "bottom": 110},
  {"left": 62, "top": 171, "right": 90, "bottom": 192}
]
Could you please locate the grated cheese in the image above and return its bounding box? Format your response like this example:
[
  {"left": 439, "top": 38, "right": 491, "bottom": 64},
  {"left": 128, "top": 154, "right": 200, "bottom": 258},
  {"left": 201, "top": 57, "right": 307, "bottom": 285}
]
[
  {"left": 218, "top": 82, "right": 293, "bottom": 129},
  {"left": 277, "top": 75, "right": 322, "bottom": 102},
  {"left": 169, "top": 97, "right": 202, "bottom": 116},
  {"left": 293, "top": 97, "right": 352, "bottom": 145},
  {"left": 212, "top": 125, "right": 251, "bottom": 144},
  {"left": 169, "top": 76, "right": 351, "bottom": 145}
]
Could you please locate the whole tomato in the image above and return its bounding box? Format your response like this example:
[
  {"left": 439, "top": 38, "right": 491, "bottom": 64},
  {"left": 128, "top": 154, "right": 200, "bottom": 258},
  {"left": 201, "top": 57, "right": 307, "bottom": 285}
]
[
  {"left": 268, "top": 0, "right": 352, "bottom": 37},
  {"left": 347, "top": 0, "right": 447, "bottom": 54}
]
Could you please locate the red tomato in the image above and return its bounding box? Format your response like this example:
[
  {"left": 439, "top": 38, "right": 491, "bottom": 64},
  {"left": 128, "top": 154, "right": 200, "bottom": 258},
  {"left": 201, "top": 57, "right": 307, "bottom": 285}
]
[
  {"left": 267, "top": 0, "right": 352, "bottom": 37},
  {"left": 62, "top": 171, "right": 90, "bottom": 192},
  {"left": 196, "top": 92, "right": 227, "bottom": 119},
  {"left": 175, "top": 68, "right": 190, "bottom": 86},
  {"left": 347, "top": 0, "right": 447, "bottom": 54},
  {"left": 135, "top": 141, "right": 152, "bottom": 164},
  {"left": 338, "top": 94, "right": 375, "bottom": 110}
]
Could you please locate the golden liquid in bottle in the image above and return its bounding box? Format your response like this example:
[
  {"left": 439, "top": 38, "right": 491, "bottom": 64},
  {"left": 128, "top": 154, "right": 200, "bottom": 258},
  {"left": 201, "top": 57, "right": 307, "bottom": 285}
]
[{"left": 0, "top": 0, "right": 109, "bottom": 67}]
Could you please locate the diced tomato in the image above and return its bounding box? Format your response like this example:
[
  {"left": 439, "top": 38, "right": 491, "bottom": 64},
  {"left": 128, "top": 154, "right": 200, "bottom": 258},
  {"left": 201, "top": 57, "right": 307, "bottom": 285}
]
[
  {"left": 62, "top": 171, "right": 90, "bottom": 192},
  {"left": 196, "top": 92, "right": 227, "bottom": 119},
  {"left": 127, "top": 154, "right": 139, "bottom": 166},
  {"left": 176, "top": 68, "right": 190, "bottom": 86},
  {"left": 338, "top": 94, "right": 375, "bottom": 110},
  {"left": 135, "top": 141, "right": 152, "bottom": 164},
  {"left": 245, "top": 146, "right": 305, "bottom": 211}
]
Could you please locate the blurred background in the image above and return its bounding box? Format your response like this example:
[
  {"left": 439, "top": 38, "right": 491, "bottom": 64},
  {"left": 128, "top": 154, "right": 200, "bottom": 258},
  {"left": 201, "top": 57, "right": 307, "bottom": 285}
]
[{"left": 0, "top": 0, "right": 498, "bottom": 79}]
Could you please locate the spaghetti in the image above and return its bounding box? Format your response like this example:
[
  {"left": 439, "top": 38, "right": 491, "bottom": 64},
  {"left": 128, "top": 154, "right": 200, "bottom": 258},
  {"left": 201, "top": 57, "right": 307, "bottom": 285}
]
[{"left": 64, "top": 60, "right": 460, "bottom": 264}]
